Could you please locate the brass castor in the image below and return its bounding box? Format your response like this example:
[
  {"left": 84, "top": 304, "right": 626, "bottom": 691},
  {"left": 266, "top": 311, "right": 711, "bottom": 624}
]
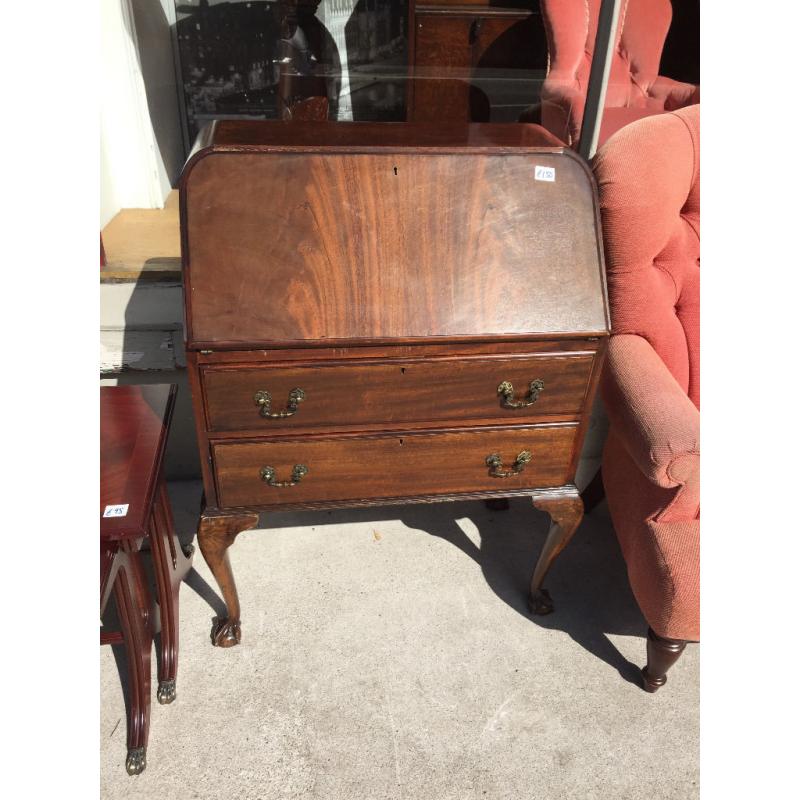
[
  {"left": 126, "top": 747, "right": 146, "bottom": 775},
  {"left": 157, "top": 679, "right": 176, "bottom": 704},
  {"left": 528, "top": 588, "right": 554, "bottom": 615}
]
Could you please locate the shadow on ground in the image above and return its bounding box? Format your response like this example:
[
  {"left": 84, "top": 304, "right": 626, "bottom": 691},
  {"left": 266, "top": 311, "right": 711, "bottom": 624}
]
[{"left": 162, "top": 483, "right": 645, "bottom": 686}]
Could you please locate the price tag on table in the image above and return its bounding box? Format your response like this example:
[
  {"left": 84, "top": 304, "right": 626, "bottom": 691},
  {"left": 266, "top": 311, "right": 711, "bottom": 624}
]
[{"left": 103, "top": 504, "right": 129, "bottom": 518}]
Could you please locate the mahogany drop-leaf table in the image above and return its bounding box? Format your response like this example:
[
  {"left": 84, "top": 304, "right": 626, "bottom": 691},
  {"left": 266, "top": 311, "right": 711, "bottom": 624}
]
[{"left": 100, "top": 384, "right": 194, "bottom": 773}]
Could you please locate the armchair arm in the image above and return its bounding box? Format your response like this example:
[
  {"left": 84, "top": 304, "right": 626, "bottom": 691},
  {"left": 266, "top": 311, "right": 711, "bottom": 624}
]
[
  {"left": 601, "top": 335, "right": 699, "bottom": 498},
  {"left": 540, "top": 83, "right": 586, "bottom": 146},
  {"left": 647, "top": 76, "right": 700, "bottom": 111}
]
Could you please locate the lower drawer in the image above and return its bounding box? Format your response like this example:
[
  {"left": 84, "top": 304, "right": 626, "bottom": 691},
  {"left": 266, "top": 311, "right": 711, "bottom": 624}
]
[{"left": 213, "top": 424, "right": 578, "bottom": 508}]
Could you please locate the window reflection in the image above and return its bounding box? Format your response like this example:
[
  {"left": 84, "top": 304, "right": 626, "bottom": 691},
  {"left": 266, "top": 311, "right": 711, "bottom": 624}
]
[{"left": 173, "top": 0, "right": 699, "bottom": 149}]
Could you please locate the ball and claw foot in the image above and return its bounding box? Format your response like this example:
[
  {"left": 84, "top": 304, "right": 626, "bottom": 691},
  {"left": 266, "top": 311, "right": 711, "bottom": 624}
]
[
  {"left": 528, "top": 588, "right": 554, "bottom": 615},
  {"left": 126, "top": 747, "right": 146, "bottom": 775},
  {"left": 211, "top": 617, "right": 241, "bottom": 648},
  {"left": 157, "top": 679, "right": 176, "bottom": 704}
]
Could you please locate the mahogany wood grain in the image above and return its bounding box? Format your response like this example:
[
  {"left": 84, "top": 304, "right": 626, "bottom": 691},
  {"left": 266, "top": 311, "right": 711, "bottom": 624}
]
[
  {"left": 187, "top": 350, "right": 219, "bottom": 507},
  {"left": 181, "top": 123, "right": 607, "bottom": 348},
  {"left": 203, "top": 353, "right": 594, "bottom": 433},
  {"left": 148, "top": 480, "right": 194, "bottom": 704},
  {"left": 410, "top": 15, "right": 473, "bottom": 123},
  {"left": 100, "top": 384, "right": 193, "bottom": 770},
  {"left": 100, "top": 540, "right": 119, "bottom": 615},
  {"left": 100, "top": 385, "right": 177, "bottom": 541},
  {"left": 528, "top": 490, "right": 584, "bottom": 614},
  {"left": 196, "top": 510, "right": 260, "bottom": 647},
  {"left": 214, "top": 424, "right": 577, "bottom": 508},
  {"left": 195, "top": 339, "right": 600, "bottom": 364},
  {"left": 181, "top": 121, "right": 610, "bottom": 645},
  {"left": 407, "top": 1, "right": 545, "bottom": 123},
  {"left": 113, "top": 548, "right": 152, "bottom": 775},
  {"left": 185, "top": 119, "right": 562, "bottom": 154}
]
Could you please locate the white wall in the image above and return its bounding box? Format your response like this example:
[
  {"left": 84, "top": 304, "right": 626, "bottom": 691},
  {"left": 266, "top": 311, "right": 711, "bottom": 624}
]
[{"left": 100, "top": 0, "right": 183, "bottom": 227}]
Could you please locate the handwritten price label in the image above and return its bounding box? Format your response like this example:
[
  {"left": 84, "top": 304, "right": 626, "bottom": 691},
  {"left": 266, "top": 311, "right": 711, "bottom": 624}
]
[
  {"left": 535, "top": 165, "right": 556, "bottom": 182},
  {"left": 103, "top": 504, "right": 129, "bottom": 518}
]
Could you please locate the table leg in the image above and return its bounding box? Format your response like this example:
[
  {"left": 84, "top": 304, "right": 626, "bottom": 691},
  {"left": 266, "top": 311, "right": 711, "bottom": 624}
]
[
  {"left": 114, "top": 547, "right": 152, "bottom": 775},
  {"left": 197, "top": 510, "right": 259, "bottom": 648},
  {"left": 149, "top": 480, "right": 194, "bottom": 703},
  {"left": 528, "top": 490, "right": 584, "bottom": 615}
]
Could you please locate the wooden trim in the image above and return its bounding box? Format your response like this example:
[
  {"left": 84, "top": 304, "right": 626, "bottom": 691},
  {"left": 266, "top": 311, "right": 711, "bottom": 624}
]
[
  {"left": 195, "top": 339, "right": 602, "bottom": 365},
  {"left": 204, "top": 483, "right": 579, "bottom": 515},
  {"left": 415, "top": 6, "right": 536, "bottom": 19},
  {"left": 187, "top": 350, "right": 219, "bottom": 507}
]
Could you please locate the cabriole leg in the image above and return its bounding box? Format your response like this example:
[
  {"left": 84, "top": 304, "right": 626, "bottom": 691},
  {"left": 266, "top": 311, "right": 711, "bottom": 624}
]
[
  {"left": 197, "top": 510, "right": 259, "bottom": 647},
  {"left": 528, "top": 491, "right": 584, "bottom": 615}
]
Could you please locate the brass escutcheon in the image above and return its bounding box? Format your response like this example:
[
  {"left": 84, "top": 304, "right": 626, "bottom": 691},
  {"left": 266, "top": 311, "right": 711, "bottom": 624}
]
[
  {"left": 254, "top": 387, "right": 305, "bottom": 418},
  {"left": 260, "top": 464, "right": 308, "bottom": 487},
  {"left": 497, "top": 379, "right": 545, "bottom": 409},
  {"left": 486, "top": 450, "right": 532, "bottom": 478}
]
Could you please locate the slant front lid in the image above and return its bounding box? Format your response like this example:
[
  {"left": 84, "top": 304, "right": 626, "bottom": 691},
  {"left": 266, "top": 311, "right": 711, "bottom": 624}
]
[{"left": 181, "top": 122, "right": 608, "bottom": 347}]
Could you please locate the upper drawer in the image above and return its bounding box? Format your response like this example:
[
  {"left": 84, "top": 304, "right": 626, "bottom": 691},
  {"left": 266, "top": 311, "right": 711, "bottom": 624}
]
[{"left": 202, "top": 354, "right": 594, "bottom": 433}]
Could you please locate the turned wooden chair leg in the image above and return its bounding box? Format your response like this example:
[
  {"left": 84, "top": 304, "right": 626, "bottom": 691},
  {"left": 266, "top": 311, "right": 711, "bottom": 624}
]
[
  {"left": 114, "top": 549, "right": 152, "bottom": 775},
  {"left": 197, "top": 510, "right": 259, "bottom": 648},
  {"left": 149, "top": 481, "right": 194, "bottom": 703},
  {"left": 528, "top": 491, "right": 584, "bottom": 615},
  {"left": 641, "top": 627, "right": 687, "bottom": 692}
]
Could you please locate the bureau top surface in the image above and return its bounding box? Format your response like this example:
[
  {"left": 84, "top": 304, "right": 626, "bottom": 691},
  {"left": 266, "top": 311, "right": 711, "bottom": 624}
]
[{"left": 181, "top": 121, "right": 609, "bottom": 348}]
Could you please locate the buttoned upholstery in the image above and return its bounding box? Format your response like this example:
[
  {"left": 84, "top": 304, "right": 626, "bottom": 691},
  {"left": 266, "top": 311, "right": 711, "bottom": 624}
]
[
  {"left": 593, "top": 105, "right": 699, "bottom": 641},
  {"left": 540, "top": 0, "right": 700, "bottom": 147}
]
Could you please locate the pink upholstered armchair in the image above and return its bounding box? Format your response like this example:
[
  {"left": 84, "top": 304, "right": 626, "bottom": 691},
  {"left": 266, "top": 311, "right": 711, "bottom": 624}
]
[
  {"left": 539, "top": 0, "right": 699, "bottom": 147},
  {"left": 592, "top": 104, "right": 699, "bottom": 691}
]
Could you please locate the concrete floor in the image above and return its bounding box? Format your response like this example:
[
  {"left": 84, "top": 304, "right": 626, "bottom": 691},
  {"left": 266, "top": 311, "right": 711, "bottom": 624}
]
[{"left": 100, "top": 481, "right": 699, "bottom": 799}]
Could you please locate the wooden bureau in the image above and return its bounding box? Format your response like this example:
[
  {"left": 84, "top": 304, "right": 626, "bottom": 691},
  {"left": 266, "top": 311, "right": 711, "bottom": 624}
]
[{"left": 180, "top": 120, "right": 609, "bottom": 647}]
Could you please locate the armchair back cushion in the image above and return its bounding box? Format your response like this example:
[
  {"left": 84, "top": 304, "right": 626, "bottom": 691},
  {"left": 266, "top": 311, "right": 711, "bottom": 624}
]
[
  {"left": 593, "top": 104, "right": 699, "bottom": 406},
  {"left": 540, "top": 0, "right": 700, "bottom": 147}
]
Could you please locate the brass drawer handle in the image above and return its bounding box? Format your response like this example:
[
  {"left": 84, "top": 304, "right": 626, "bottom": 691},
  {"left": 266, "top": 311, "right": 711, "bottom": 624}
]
[
  {"left": 260, "top": 464, "right": 308, "bottom": 487},
  {"left": 486, "top": 451, "right": 532, "bottom": 478},
  {"left": 254, "top": 388, "right": 305, "bottom": 418},
  {"left": 497, "top": 379, "right": 545, "bottom": 409}
]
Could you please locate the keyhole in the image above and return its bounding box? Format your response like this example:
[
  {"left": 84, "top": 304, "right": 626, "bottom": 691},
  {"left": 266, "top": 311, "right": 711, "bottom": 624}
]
[
  {"left": 400, "top": 367, "right": 405, "bottom": 374},
  {"left": 399, "top": 438, "right": 404, "bottom": 446},
  {"left": 393, "top": 166, "right": 398, "bottom": 175}
]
